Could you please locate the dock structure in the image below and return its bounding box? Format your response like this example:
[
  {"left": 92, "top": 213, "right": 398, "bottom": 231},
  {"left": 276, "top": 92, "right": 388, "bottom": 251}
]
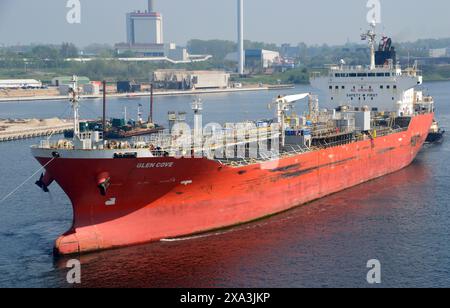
[{"left": 0, "top": 118, "right": 73, "bottom": 142}]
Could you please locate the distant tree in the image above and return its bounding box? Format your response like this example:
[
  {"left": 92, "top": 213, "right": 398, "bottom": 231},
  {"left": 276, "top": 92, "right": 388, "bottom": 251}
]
[
  {"left": 244, "top": 40, "right": 279, "bottom": 51},
  {"left": 187, "top": 39, "right": 236, "bottom": 61},
  {"left": 83, "top": 43, "right": 114, "bottom": 57},
  {"left": 60, "top": 43, "right": 79, "bottom": 58},
  {"left": 116, "top": 50, "right": 137, "bottom": 58},
  {"left": 30, "top": 45, "right": 60, "bottom": 60}
]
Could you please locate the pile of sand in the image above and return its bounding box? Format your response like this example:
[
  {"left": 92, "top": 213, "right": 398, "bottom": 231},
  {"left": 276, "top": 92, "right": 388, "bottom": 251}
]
[
  {"left": 28, "top": 119, "right": 41, "bottom": 126},
  {"left": 39, "top": 118, "right": 64, "bottom": 127}
]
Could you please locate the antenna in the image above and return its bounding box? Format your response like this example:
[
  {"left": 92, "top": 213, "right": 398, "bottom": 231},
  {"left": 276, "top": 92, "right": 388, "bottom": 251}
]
[
  {"left": 137, "top": 103, "right": 143, "bottom": 124},
  {"left": 149, "top": 83, "right": 154, "bottom": 124},
  {"left": 102, "top": 80, "right": 107, "bottom": 139}
]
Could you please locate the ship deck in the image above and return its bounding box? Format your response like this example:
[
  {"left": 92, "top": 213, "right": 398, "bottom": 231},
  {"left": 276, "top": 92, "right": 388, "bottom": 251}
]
[{"left": 215, "top": 126, "right": 408, "bottom": 168}]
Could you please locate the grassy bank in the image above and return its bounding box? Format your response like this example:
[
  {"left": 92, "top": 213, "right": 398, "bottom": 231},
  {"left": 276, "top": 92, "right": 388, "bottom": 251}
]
[{"left": 233, "top": 68, "right": 310, "bottom": 85}]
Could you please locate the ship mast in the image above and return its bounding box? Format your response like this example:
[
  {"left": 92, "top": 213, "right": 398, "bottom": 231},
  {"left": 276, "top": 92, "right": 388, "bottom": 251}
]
[
  {"left": 69, "top": 75, "right": 81, "bottom": 140},
  {"left": 361, "top": 21, "right": 377, "bottom": 70},
  {"left": 191, "top": 98, "right": 203, "bottom": 145}
]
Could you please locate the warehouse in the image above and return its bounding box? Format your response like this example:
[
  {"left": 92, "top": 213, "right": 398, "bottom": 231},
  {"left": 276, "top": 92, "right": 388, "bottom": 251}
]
[
  {"left": 152, "top": 70, "right": 230, "bottom": 90},
  {"left": 245, "top": 49, "right": 281, "bottom": 72},
  {"left": 0, "top": 79, "right": 42, "bottom": 89},
  {"left": 51, "top": 76, "right": 90, "bottom": 87},
  {"left": 225, "top": 49, "right": 281, "bottom": 73}
]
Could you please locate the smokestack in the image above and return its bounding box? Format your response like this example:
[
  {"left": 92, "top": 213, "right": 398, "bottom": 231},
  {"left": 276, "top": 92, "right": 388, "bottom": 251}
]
[
  {"left": 237, "top": 0, "right": 244, "bottom": 75},
  {"left": 148, "top": 0, "right": 154, "bottom": 12}
]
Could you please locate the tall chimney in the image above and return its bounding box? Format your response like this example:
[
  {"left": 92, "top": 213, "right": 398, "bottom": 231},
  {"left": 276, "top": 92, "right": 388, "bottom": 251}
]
[
  {"left": 237, "top": 0, "right": 244, "bottom": 75},
  {"left": 148, "top": 0, "right": 154, "bottom": 12}
]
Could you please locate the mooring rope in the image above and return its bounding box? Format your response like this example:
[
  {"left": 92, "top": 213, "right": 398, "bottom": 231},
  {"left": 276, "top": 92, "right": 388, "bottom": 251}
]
[{"left": 0, "top": 157, "right": 56, "bottom": 204}]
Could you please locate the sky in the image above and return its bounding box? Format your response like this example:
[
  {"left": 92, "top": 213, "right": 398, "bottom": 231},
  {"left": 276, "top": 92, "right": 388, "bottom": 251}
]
[{"left": 0, "top": 0, "right": 450, "bottom": 48}]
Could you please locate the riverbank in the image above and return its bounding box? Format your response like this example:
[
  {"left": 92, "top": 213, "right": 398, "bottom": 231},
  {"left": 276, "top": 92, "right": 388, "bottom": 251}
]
[{"left": 0, "top": 85, "right": 294, "bottom": 103}]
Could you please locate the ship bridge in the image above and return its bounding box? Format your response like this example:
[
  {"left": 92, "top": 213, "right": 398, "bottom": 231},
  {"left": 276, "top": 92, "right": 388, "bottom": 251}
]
[
  {"left": 310, "top": 24, "right": 425, "bottom": 116},
  {"left": 311, "top": 63, "right": 423, "bottom": 116}
]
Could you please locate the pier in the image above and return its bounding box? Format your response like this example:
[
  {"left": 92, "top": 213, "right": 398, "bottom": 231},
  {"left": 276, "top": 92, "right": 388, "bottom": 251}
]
[{"left": 0, "top": 118, "right": 72, "bottom": 142}]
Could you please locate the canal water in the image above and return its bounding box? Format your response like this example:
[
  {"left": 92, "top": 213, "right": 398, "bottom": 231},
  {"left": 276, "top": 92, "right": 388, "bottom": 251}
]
[{"left": 0, "top": 82, "right": 449, "bottom": 288}]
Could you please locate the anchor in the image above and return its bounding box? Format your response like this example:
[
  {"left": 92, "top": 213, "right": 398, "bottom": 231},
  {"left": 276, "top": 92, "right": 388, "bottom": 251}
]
[
  {"left": 97, "top": 172, "right": 111, "bottom": 196},
  {"left": 35, "top": 172, "right": 54, "bottom": 193}
]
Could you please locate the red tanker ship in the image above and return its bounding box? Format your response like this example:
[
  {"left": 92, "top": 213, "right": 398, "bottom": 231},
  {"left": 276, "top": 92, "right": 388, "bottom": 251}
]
[{"left": 32, "top": 26, "right": 436, "bottom": 255}]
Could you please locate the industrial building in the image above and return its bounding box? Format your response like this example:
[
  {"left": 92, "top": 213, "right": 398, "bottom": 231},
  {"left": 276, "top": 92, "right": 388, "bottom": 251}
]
[
  {"left": 152, "top": 70, "right": 230, "bottom": 90},
  {"left": 115, "top": 0, "right": 207, "bottom": 63},
  {"left": 126, "top": 11, "right": 163, "bottom": 45},
  {"left": 0, "top": 79, "right": 42, "bottom": 89},
  {"left": 117, "top": 81, "right": 142, "bottom": 93},
  {"left": 115, "top": 42, "right": 191, "bottom": 61},
  {"left": 226, "top": 49, "right": 281, "bottom": 73},
  {"left": 52, "top": 77, "right": 102, "bottom": 95},
  {"left": 118, "top": 0, "right": 165, "bottom": 57},
  {"left": 280, "top": 44, "right": 302, "bottom": 58},
  {"left": 429, "top": 48, "right": 449, "bottom": 58},
  {"left": 115, "top": 43, "right": 165, "bottom": 58},
  {"left": 246, "top": 49, "right": 281, "bottom": 71}
]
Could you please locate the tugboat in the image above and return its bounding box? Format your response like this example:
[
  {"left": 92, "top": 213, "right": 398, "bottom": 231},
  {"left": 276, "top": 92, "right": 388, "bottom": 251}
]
[
  {"left": 426, "top": 120, "right": 445, "bottom": 143},
  {"left": 104, "top": 104, "right": 164, "bottom": 139}
]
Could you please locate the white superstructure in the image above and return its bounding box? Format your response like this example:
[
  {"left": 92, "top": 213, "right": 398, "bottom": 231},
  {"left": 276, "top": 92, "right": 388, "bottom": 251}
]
[{"left": 311, "top": 24, "right": 429, "bottom": 116}]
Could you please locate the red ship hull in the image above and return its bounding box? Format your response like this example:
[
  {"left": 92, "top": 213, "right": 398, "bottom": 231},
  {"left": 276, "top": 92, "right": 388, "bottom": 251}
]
[{"left": 34, "top": 113, "right": 433, "bottom": 255}]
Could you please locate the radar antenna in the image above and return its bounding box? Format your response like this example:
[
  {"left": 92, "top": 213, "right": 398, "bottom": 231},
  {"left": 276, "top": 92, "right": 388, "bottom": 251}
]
[{"left": 361, "top": 21, "right": 377, "bottom": 70}]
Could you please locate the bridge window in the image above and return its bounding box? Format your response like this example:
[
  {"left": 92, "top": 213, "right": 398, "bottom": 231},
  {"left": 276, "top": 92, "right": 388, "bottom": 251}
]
[
  {"left": 376, "top": 73, "right": 385, "bottom": 77},
  {"left": 380, "top": 85, "right": 384, "bottom": 89},
  {"left": 329, "top": 86, "right": 333, "bottom": 90},
  {"left": 357, "top": 73, "right": 368, "bottom": 77}
]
